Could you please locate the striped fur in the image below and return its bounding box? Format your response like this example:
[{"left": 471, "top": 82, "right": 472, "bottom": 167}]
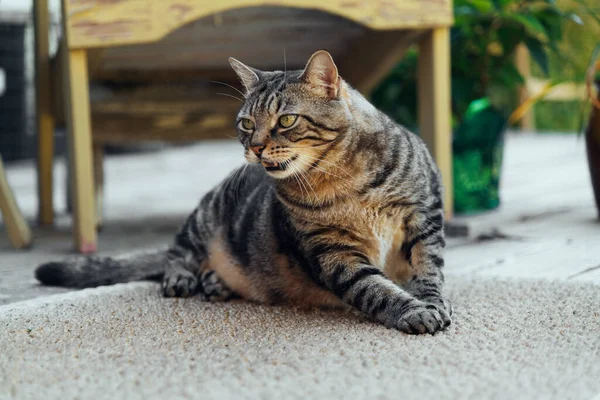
[{"left": 35, "top": 51, "right": 451, "bottom": 334}]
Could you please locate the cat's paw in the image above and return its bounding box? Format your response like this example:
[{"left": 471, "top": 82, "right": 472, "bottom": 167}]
[
  {"left": 200, "top": 270, "right": 234, "bottom": 301},
  {"left": 162, "top": 269, "right": 198, "bottom": 298},
  {"left": 423, "top": 296, "right": 453, "bottom": 318},
  {"left": 396, "top": 303, "right": 451, "bottom": 335}
]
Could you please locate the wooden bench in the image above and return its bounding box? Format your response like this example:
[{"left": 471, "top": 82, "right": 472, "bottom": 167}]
[{"left": 35, "top": 0, "right": 454, "bottom": 253}]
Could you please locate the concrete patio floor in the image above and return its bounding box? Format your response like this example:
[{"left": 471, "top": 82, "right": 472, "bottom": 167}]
[{"left": 0, "top": 131, "right": 599, "bottom": 305}]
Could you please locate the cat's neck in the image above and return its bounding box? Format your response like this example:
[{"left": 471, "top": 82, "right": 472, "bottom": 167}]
[
  {"left": 274, "top": 139, "right": 369, "bottom": 208},
  {"left": 343, "top": 83, "right": 386, "bottom": 133}
]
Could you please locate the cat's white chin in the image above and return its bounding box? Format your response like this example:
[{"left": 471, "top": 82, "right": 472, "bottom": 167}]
[{"left": 264, "top": 167, "right": 296, "bottom": 179}]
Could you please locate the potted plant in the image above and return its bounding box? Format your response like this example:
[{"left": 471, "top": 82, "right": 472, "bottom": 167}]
[
  {"left": 371, "top": 0, "right": 588, "bottom": 214},
  {"left": 584, "top": 45, "right": 600, "bottom": 219}
]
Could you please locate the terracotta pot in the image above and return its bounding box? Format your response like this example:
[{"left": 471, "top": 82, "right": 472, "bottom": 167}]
[{"left": 585, "top": 73, "right": 600, "bottom": 219}]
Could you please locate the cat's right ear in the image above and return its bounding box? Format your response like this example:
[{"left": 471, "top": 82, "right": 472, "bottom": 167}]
[
  {"left": 300, "top": 50, "right": 341, "bottom": 99},
  {"left": 228, "top": 57, "right": 261, "bottom": 92}
]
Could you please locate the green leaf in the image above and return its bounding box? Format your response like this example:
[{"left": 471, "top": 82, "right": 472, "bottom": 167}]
[
  {"left": 567, "top": 12, "right": 584, "bottom": 25},
  {"left": 535, "top": 10, "right": 563, "bottom": 43},
  {"left": 454, "top": 5, "right": 479, "bottom": 16},
  {"left": 524, "top": 36, "right": 549, "bottom": 75},
  {"left": 495, "top": 63, "right": 526, "bottom": 88},
  {"left": 496, "top": 25, "right": 524, "bottom": 54},
  {"left": 506, "top": 13, "right": 549, "bottom": 40},
  {"left": 465, "top": 0, "right": 495, "bottom": 13},
  {"left": 571, "top": 0, "right": 600, "bottom": 26},
  {"left": 496, "top": 0, "right": 514, "bottom": 8}
]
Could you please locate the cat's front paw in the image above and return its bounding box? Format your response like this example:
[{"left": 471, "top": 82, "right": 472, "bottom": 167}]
[
  {"left": 200, "top": 270, "right": 234, "bottom": 301},
  {"left": 423, "top": 296, "right": 453, "bottom": 317},
  {"left": 162, "top": 269, "right": 198, "bottom": 298},
  {"left": 396, "top": 303, "right": 451, "bottom": 335}
]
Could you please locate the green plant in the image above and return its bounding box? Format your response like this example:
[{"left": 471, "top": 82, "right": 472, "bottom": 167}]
[
  {"left": 452, "top": 0, "right": 580, "bottom": 120},
  {"left": 371, "top": 0, "right": 591, "bottom": 128}
]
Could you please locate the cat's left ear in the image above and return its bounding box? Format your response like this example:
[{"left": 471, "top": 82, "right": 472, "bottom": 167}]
[
  {"left": 300, "top": 50, "right": 341, "bottom": 99},
  {"left": 228, "top": 57, "right": 262, "bottom": 92}
]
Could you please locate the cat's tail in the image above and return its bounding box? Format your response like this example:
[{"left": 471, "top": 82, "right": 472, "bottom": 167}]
[{"left": 35, "top": 249, "right": 169, "bottom": 288}]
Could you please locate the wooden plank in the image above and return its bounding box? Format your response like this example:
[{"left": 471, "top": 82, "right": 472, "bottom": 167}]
[
  {"left": 90, "top": 83, "right": 241, "bottom": 114},
  {"left": 94, "top": 7, "right": 364, "bottom": 72},
  {"left": 63, "top": 0, "right": 453, "bottom": 49},
  {"left": 62, "top": 47, "right": 98, "bottom": 253},
  {"left": 418, "top": 28, "right": 453, "bottom": 218},
  {"left": 338, "top": 29, "right": 425, "bottom": 94},
  {"left": 92, "top": 97, "right": 240, "bottom": 115},
  {"left": 91, "top": 114, "right": 236, "bottom": 144},
  {"left": 86, "top": 49, "right": 105, "bottom": 77},
  {"left": 0, "top": 156, "right": 32, "bottom": 249},
  {"left": 34, "top": 0, "right": 55, "bottom": 226},
  {"left": 88, "top": 81, "right": 240, "bottom": 143},
  {"left": 91, "top": 68, "right": 238, "bottom": 83}
]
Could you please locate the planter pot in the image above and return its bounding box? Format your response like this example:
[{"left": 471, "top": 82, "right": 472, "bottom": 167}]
[
  {"left": 586, "top": 80, "right": 600, "bottom": 219},
  {"left": 452, "top": 98, "right": 507, "bottom": 215}
]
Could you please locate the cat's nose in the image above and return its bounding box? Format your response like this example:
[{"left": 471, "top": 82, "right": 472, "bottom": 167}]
[{"left": 250, "top": 145, "right": 265, "bottom": 157}]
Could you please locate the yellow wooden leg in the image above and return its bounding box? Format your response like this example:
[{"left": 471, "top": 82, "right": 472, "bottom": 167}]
[
  {"left": 0, "top": 156, "right": 32, "bottom": 249},
  {"left": 93, "top": 144, "right": 104, "bottom": 230},
  {"left": 34, "top": 0, "right": 55, "bottom": 226},
  {"left": 62, "top": 48, "right": 97, "bottom": 253},
  {"left": 418, "top": 27, "right": 453, "bottom": 219},
  {"left": 515, "top": 44, "right": 535, "bottom": 131}
]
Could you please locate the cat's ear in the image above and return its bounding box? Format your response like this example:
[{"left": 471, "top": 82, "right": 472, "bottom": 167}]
[
  {"left": 300, "top": 50, "right": 341, "bottom": 99},
  {"left": 228, "top": 57, "right": 261, "bottom": 92}
]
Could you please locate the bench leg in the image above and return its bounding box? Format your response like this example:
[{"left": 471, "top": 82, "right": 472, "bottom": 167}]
[
  {"left": 63, "top": 49, "right": 97, "bottom": 253},
  {"left": 0, "top": 157, "right": 32, "bottom": 249},
  {"left": 65, "top": 144, "right": 103, "bottom": 230},
  {"left": 34, "top": 0, "right": 54, "bottom": 227},
  {"left": 418, "top": 27, "right": 453, "bottom": 218}
]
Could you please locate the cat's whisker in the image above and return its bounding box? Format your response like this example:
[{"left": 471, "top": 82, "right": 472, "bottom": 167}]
[
  {"left": 287, "top": 160, "right": 308, "bottom": 200},
  {"left": 216, "top": 92, "right": 244, "bottom": 102},
  {"left": 293, "top": 165, "right": 312, "bottom": 202},
  {"left": 288, "top": 160, "right": 311, "bottom": 201},
  {"left": 210, "top": 80, "right": 247, "bottom": 98},
  {"left": 292, "top": 162, "right": 320, "bottom": 204},
  {"left": 304, "top": 164, "right": 354, "bottom": 185},
  {"left": 295, "top": 157, "right": 354, "bottom": 185},
  {"left": 295, "top": 153, "right": 353, "bottom": 178},
  {"left": 222, "top": 131, "right": 238, "bottom": 139}
]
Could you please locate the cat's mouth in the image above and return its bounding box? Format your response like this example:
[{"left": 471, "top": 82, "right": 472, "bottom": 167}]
[{"left": 262, "top": 155, "right": 298, "bottom": 172}]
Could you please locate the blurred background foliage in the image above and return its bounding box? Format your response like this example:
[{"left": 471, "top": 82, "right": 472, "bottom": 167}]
[
  {"left": 369, "top": 0, "right": 599, "bottom": 213},
  {"left": 370, "top": 0, "right": 600, "bottom": 133},
  {"left": 535, "top": 0, "right": 600, "bottom": 131}
]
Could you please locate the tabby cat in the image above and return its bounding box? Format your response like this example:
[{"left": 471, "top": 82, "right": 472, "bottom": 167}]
[{"left": 36, "top": 50, "right": 452, "bottom": 335}]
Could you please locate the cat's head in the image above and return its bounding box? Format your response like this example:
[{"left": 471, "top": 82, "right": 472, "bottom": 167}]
[{"left": 229, "top": 50, "right": 353, "bottom": 179}]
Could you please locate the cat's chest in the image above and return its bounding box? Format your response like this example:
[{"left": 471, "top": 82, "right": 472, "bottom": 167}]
[{"left": 319, "top": 200, "right": 407, "bottom": 268}]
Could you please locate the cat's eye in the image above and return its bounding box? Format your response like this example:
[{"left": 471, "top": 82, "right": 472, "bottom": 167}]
[
  {"left": 239, "top": 118, "right": 255, "bottom": 131},
  {"left": 278, "top": 114, "right": 297, "bottom": 129}
]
